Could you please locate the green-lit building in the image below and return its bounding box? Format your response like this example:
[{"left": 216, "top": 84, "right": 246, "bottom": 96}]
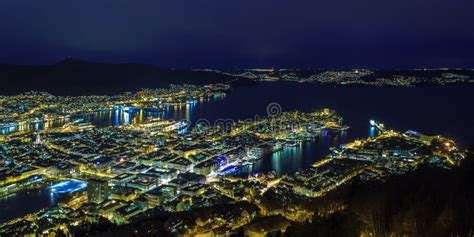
[{"left": 87, "top": 178, "right": 110, "bottom": 204}]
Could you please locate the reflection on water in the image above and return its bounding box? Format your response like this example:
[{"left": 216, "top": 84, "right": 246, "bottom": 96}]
[
  {"left": 0, "top": 180, "right": 79, "bottom": 224},
  {"left": 81, "top": 99, "right": 200, "bottom": 128},
  {"left": 369, "top": 126, "right": 376, "bottom": 138},
  {"left": 2, "top": 96, "right": 207, "bottom": 135},
  {"left": 1, "top": 117, "right": 72, "bottom": 135},
  {"left": 240, "top": 131, "right": 347, "bottom": 176},
  {"left": 85, "top": 105, "right": 197, "bottom": 128}
]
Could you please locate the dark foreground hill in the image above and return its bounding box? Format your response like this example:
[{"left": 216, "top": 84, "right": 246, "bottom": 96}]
[
  {"left": 284, "top": 147, "right": 474, "bottom": 237},
  {"left": 0, "top": 58, "right": 237, "bottom": 96}
]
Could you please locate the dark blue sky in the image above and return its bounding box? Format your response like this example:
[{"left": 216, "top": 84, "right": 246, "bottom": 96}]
[{"left": 0, "top": 0, "right": 473, "bottom": 68}]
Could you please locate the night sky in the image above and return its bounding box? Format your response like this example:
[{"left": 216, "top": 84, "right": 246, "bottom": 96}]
[{"left": 0, "top": 0, "right": 473, "bottom": 69}]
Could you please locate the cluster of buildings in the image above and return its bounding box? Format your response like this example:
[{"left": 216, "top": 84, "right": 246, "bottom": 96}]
[
  {"left": 252, "top": 122, "right": 465, "bottom": 223},
  {"left": 0, "top": 83, "right": 229, "bottom": 135},
  {"left": 1, "top": 100, "right": 350, "bottom": 235},
  {"left": 222, "top": 68, "right": 474, "bottom": 86},
  {"left": 0, "top": 83, "right": 467, "bottom": 236}
]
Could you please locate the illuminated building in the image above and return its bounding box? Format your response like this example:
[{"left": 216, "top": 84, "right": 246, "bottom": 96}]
[
  {"left": 157, "top": 134, "right": 166, "bottom": 147},
  {"left": 127, "top": 177, "right": 157, "bottom": 192},
  {"left": 111, "top": 173, "right": 135, "bottom": 186},
  {"left": 34, "top": 133, "right": 42, "bottom": 145},
  {"left": 87, "top": 178, "right": 110, "bottom": 204}
]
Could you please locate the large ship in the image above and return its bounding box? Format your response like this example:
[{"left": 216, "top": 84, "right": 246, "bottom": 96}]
[
  {"left": 123, "top": 106, "right": 139, "bottom": 113},
  {"left": 113, "top": 105, "right": 139, "bottom": 113},
  {"left": 164, "top": 120, "right": 189, "bottom": 132},
  {"left": 286, "top": 132, "right": 302, "bottom": 147},
  {"left": 246, "top": 147, "right": 264, "bottom": 160},
  {"left": 272, "top": 141, "right": 285, "bottom": 152},
  {"left": 30, "top": 117, "right": 43, "bottom": 124},
  {"left": 62, "top": 119, "right": 95, "bottom": 132}
]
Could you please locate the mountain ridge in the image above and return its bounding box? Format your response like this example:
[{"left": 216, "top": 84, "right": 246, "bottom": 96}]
[{"left": 0, "top": 59, "right": 236, "bottom": 96}]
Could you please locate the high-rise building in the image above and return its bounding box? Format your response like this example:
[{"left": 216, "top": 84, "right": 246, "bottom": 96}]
[{"left": 87, "top": 178, "right": 110, "bottom": 204}]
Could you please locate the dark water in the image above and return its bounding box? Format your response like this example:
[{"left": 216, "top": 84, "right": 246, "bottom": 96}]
[
  {"left": 225, "top": 83, "right": 474, "bottom": 144},
  {"left": 0, "top": 181, "right": 74, "bottom": 224},
  {"left": 242, "top": 132, "right": 346, "bottom": 176},
  {"left": 1, "top": 82, "right": 474, "bottom": 224}
]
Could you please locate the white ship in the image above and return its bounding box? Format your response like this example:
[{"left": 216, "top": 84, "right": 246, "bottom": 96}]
[{"left": 247, "top": 148, "right": 264, "bottom": 160}]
